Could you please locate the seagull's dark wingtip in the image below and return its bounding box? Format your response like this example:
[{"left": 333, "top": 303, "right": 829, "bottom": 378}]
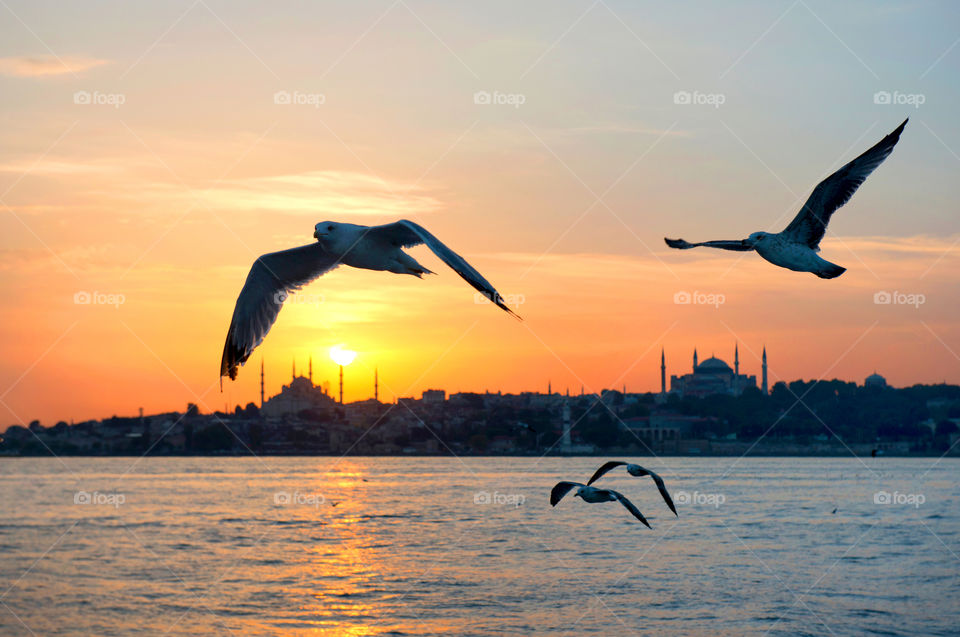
[
  {"left": 664, "top": 237, "right": 689, "bottom": 250},
  {"left": 890, "top": 118, "right": 908, "bottom": 141},
  {"left": 494, "top": 297, "right": 522, "bottom": 321}
]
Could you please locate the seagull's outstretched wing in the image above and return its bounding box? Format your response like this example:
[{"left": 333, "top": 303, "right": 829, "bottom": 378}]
[
  {"left": 221, "top": 243, "right": 339, "bottom": 383},
  {"left": 550, "top": 481, "right": 583, "bottom": 506},
  {"left": 782, "top": 118, "right": 908, "bottom": 248},
  {"left": 646, "top": 470, "right": 678, "bottom": 517},
  {"left": 586, "top": 461, "right": 627, "bottom": 485},
  {"left": 665, "top": 238, "right": 754, "bottom": 252},
  {"left": 610, "top": 490, "right": 651, "bottom": 528},
  {"left": 368, "top": 220, "right": 520, "bottom": 319}
]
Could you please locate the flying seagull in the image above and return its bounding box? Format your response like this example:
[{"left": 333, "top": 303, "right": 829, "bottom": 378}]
[
  {"left": 586, "top": 461, "right": 677, "bottom": 516},
  {"left": 550, "top": 481, "right": 651, "bottom": 528},
  {"left": 220, "top": 219, "right": 519, "bottom": 382},
  {"left": 665, "top": 118, "right": 908, "bottom": 278}
]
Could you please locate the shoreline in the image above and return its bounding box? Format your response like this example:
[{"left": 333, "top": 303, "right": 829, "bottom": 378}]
[{"left": 1, "top": 451, "right": 953, "bottom": 459}]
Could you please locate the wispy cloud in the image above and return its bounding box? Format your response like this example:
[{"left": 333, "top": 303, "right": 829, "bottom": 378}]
[
  {"left": 0, "top": 55, "right": 109, "bottom": 77},
  {"left": 135, "top": 170, "right": 444, "bottom": 218},
  {"left": 560, "top": 124, "right": 692, "bottom": 138},
  {"left": 0, "top": 158, "right": 124, "bottom": 175}
]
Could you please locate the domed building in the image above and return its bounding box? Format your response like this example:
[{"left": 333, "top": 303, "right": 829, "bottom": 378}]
[
  {"left": 261, "top": 358, "right": 336, "bottom": 418},
  {"left": 662, "top": 345, "right": 768, "bottom": 398},
  {"left": 864, "top": 372, "right": 888, "bottom": 388}
]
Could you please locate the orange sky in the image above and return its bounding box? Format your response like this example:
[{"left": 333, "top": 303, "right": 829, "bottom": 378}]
[{"left": 0, "top": 1, "right": 958, "bottom": 424}]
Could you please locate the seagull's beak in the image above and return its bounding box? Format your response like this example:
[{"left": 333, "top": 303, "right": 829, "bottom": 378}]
[{"left": 314, "top": 230, "right": 324, "bottom": 240}]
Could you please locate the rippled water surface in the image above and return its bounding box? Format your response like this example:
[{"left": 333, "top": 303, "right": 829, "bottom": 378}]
[{"left": 0, "top": 456, "right": 957, "bottom": 636}]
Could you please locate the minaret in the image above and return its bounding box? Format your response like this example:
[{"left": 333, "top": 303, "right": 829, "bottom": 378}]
[
  {"left": 374, "top": 368, "right": 379, "bottom": 402},
  {"left": 548, "top": 380, "right": 551, "bottom": 395},
  {"left": 660, "top": 348, "right": 666, "bottom": 394},
  {"left": 693, "top": 348, "right": 698, "bottom": 371},
  {"left": 734, "top": 343, "right": 739, "bottom": 376},
  {"left": 292, "top": 358, "right": 296, "bottom": 381},
  {"left": 762, "top": 346, "right": 768, "bottom": 395},
  {"left": 308, "top": 356, "right": 313, "bottom": 384},
  {"left": 260, "top": 359, "right": 265, "bottom": 408},
  {"left": 561, "top": 400, "right": 572, "bottom": 451}
]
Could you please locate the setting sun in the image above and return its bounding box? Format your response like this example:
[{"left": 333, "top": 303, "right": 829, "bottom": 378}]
[{"left": 329, "top": 344, "right": 358, "bottom": 367}]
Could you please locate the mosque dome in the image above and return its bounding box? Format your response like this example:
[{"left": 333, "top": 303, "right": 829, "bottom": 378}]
[
  {"left": 695, "top": 357, "right": 733, "bottom": 374},
  {"left": 865, "top": 372, "right": 887, "bottom": 387}
]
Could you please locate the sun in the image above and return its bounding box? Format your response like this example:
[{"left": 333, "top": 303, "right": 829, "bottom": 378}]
[{"left": 329, "top": 344, "right": 357, "bottom": 366}]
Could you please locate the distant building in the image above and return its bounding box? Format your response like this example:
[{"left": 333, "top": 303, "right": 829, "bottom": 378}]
[
  {"left": 864, "top": 372, "right": 888, "bottom": 388},
  {"left": 261, "top": 373, "right": 335, "bottom": 418},
  {"left": 422, "top": 389, "right": 446, "bottom": 405},
  {"left": 665, "top": 344, "right": 766, "bottom": 398}
]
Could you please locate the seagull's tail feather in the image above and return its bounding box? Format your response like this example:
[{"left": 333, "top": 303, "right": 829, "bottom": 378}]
[{"left": 815, "top": 262, "right": 846, "bottom": 279}]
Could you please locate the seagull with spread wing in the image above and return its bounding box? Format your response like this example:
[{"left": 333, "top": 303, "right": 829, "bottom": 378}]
[
  {"left": 220, "top": 219, "right": 519, "bottom": 383},
  {"left": 550, "top": 481, "right": 651, "bottom": 528},
  {"left": 586, "top": 461, "right": 677, "bottom": 516},
  {"left": 665, "top": 118, "right": 908, "bottom": 278}
]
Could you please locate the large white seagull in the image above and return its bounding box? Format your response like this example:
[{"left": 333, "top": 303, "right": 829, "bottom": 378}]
[
  {"left": 665, "top": 118, "right": 908, "bottom": 278},
  {"left": 220, "top": 219, "right": 518, "bottom": 382}
]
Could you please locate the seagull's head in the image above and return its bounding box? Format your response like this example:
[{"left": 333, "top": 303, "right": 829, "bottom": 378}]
[
  {"left": 747, "top": 231, "right": 769, "bottom": 245},
  {"left": 314, "top": 221, "right": 339, "bottom": 243}
]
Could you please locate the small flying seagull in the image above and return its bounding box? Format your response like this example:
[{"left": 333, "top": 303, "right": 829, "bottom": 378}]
[
  {"left": 665, "top": 118, "right": 908, "bottom": 278},
  {"left": 220, "top": 219, "right": 519, "bottom": 382},
  {"left": 586, "top": 461, "right": 678, "bottom": 516},
  {"left": 550, "top": 481, "right": 651, "bottom": 528}
]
